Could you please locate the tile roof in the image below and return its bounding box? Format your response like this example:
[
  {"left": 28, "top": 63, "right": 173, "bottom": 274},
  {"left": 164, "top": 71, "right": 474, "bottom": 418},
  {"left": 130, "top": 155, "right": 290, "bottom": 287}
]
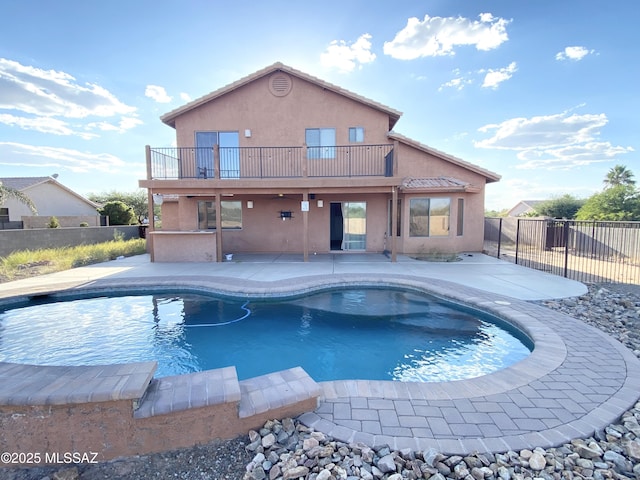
[{"left": 0, "top": 177, "right": 51, "bottom": 190}]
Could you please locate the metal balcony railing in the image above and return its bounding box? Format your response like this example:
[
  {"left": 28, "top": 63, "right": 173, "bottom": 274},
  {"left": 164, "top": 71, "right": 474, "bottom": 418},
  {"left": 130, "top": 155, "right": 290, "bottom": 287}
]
[{"left": 147, "top": 144, "right": 394, "bottom": 180}]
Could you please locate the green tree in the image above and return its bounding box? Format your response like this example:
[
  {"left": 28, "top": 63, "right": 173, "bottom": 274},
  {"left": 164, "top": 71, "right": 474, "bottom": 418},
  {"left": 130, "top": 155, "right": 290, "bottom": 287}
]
[
  {"left": 604, "top": 165, "right": 635, "bottom": 189},
  {"left": 0, "top": 180, "right": 37, "bottom": 213},
  {"left": 484, "top": 208, "right": 509, "bottom": 217},
  {"left": 575, "top": 185, "right": 640, "bottom": 221},
  {"left": 98, "top": 201, "right": 137, "bottom": 225},
  {"left": 88, "top": 190, "right": 148, "bottom": 224},
  {"left": 531, "top": 195, "right": 585, "bottom": 219}
]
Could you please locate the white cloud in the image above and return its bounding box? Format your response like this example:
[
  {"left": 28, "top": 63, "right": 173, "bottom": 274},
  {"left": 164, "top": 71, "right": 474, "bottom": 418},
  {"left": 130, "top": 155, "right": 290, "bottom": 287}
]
[
  {"left": 475, "top": 110, "right": 634, "bottom": 170},
  {"left": 383, "top": 13, "right": 510, "bottom": 59},
  {"left": 0, "top": 58, "right": 136, "bottom": 118},
  {"left": 0, "top": 58, "right": 138, "bottom": 138},
  {"left": 0, "top": 113, "right": 97, "bottom": 139},
  {"left": 145, "top": 84, "right": 172, "bottom": 103},
  {"left": 481, "top": 62, "right": 517, "bottom": 88},
  {"left": 320, "top": 33, "right": 376, "bottom": 72},
  {"left": 0, "top": 142, "right": 127, "bottom": 173},
  {"left": 555, "top": 46, "right": 595, "bottom": 61},
  {"left": 86, "top": 116, "right": 143, "bottom": 133},
  {"left": 180, "top": 92, "right": 192, "bottom": 102}
]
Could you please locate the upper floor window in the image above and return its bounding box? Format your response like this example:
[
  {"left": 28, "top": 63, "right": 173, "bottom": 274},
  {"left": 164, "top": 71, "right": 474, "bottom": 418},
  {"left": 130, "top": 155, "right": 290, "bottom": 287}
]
[
  {"left": 409, "top": 198, "right": 450, "bottom": 237},
  {"left": 198, "top": 201, "right": 242, "bottom": 229},
  {"left": 0, "top": 208, "right": 9, "bottom": 223},
  {"left": 349, "top": 127, "right": 364, "bottom": 143},
  {"left": 306, "top": 128, "right": 335, "bottom": 159}
]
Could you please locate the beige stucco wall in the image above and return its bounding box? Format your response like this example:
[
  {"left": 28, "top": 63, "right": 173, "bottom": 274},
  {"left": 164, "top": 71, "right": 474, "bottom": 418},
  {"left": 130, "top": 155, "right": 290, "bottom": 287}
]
[{"left": 174, "top": 72, "right": 391, "bottom": 149}]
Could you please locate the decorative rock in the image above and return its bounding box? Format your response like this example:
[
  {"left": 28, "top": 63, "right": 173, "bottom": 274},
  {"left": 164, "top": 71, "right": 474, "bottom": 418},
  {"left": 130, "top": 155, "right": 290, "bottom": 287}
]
[
  {"left": 625, "top": 439, "right": 640, "bottom": 460},
  {"left": 528, "top": 452, "right": 547, "bottom": 471},
  {"left": 262, "top": 433, "right": 276, "bottom": 448},
  {"left": 316, "top": 469, "right": 332, "bottom": 480},
  {"left": 53, "top": 468, "right": 79, "bottom": 480},
  {"left": 376, "top": 454, "right": 397, "bottom": 473},
  {"left": 282, "top": 465, "right": 309, "bottom": 480}
]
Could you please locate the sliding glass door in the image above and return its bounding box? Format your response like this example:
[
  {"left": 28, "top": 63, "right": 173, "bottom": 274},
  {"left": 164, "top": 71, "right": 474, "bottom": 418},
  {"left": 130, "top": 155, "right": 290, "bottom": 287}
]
[{"left": 330, "top": 202, "right": 366, "bottom": 251}]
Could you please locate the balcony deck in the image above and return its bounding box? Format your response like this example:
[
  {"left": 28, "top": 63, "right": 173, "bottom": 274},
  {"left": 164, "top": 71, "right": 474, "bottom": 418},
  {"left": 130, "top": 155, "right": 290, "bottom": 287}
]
[{"left": 147, "top": 144, "right": 394, "bottom": 180}]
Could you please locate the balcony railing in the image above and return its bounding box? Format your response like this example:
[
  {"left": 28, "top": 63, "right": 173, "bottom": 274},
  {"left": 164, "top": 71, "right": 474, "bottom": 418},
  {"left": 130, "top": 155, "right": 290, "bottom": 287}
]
[{"left": 148, "top": 144, "right": 394, "bottom": 180}]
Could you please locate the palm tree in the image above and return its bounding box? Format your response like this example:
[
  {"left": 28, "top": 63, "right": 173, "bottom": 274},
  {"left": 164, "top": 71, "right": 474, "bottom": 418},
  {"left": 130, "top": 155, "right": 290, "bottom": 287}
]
[
  {"left": 0, "top": 180, "right": 37, "bottom": 213},
  {"left": 604, "top": 165, "right": 636, "bottom": 188}
]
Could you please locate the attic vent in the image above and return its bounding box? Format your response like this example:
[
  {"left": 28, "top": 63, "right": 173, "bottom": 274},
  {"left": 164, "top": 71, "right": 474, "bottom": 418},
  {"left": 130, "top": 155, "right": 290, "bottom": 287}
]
[{"left": 269, "top": 72, "right": 292, "bottom": 97}]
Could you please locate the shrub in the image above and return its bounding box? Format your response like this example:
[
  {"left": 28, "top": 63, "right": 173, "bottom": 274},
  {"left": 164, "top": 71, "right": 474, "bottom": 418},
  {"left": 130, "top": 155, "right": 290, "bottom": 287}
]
[
  {"left": 47, "top": 216, "right": 60, "bottom": 228},
  {"left": 98, "top": 201, "right": 137, "bottom": 225}
]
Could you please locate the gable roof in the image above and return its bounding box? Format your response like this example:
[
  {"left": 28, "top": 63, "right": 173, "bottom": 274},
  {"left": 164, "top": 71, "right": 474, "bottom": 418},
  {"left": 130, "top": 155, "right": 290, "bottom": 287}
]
[
  {"left": 388, "top": 132, "right": 501, "bottom": 184},
  {"left": 161, "top": 62, "right": 403, "bottom": 130},
  {"left": 0, "top": 176, "right": 99, "bottom": 208}
]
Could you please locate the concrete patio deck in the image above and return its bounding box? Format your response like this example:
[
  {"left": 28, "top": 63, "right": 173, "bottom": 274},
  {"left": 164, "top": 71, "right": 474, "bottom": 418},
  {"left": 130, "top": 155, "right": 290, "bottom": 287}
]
[{"left": 1, "top": 253, "right": 638, "bottom": 455}]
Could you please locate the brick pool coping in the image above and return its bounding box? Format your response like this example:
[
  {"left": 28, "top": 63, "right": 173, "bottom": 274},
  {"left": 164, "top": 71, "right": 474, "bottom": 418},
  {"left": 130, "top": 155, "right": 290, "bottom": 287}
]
[{"left": 1, "top": 274, "right": 640, "bottom": 456}]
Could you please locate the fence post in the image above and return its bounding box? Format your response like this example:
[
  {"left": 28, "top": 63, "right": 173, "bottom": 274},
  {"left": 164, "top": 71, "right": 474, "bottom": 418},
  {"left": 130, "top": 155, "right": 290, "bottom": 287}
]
[
  {"left": 563, "top": 220, "right": 570, "bottom": 278},
  {"left": 515, "top": 219, "right": 521, "bottom": 265},
  {"left": 497, "top": 218, "right": 503, "bottom": 259}
]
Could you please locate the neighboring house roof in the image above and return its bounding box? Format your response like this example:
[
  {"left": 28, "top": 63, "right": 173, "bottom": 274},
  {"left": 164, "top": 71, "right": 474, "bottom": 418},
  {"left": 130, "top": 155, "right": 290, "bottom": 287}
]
[
  {"left": 0, "top": 176, "right": 99, "bottom": 209},
  {"left": 388, "top": 132, "right": 501, "bottom": 184},
  {"left": 400, "top": 176, "right": 481, "bottom": 193},
  {"left": 507, "top": 200, "right": 543, "bottom": 217},
  {"left": 161, "top": 62, "right": 403, "bottom": 131}
]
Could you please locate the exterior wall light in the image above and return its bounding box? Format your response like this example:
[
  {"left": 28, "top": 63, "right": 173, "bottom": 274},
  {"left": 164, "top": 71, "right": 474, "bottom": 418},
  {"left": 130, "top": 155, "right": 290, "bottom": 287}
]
[
  {"left": 247, "top": 201, "right": 254, "bottom": 209},
  {"left": 152, "top": 194, "right": 164, "bottom": 205},
  {"left": 279, "top": 210, "right": 292, "bottom": 221},
  {"left": 317, "top": 200, "right": 324, "bottom": 208}
]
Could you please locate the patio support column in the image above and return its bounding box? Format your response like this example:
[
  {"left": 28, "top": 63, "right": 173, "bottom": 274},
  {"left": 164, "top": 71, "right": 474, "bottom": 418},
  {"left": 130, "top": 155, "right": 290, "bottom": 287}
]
[
  {"left": 391, "top": 186, "right": 398, "bottom": 262},
  {"left": 213, "top": 144, "right": 220, "bottom": 179},
  {"left": 215, "top": 193, "right": 223, "bottom": 262},
  {"left": 303, "top": 192, "right": 309, "bottom": 262},
  {"left": 145, "top": 145, "right": 155, "bottom": 262}
]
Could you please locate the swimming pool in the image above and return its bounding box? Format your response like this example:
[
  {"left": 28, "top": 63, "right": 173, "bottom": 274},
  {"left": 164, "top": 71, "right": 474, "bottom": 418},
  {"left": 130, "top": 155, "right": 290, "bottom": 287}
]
[{"left": 0, "top": 287, "right": 532, "bottom": 382}]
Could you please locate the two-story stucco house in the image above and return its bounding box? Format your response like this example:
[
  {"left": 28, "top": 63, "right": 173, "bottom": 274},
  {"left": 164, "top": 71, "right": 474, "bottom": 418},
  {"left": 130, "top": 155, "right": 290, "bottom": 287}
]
[{"left": 140, "top": 62, "right": 499, "bottom": 262}]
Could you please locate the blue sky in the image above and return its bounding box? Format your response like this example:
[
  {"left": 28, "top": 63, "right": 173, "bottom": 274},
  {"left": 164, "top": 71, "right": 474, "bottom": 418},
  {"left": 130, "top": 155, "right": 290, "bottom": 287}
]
[{"left": 0, "top": 0, "right": 637, "bottom": 210}]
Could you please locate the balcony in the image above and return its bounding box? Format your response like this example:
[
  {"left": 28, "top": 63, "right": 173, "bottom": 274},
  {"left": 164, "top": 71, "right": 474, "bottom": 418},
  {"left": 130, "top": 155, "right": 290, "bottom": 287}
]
[{"left": 147, "top": 144, "right": 394, "bottom": 180}]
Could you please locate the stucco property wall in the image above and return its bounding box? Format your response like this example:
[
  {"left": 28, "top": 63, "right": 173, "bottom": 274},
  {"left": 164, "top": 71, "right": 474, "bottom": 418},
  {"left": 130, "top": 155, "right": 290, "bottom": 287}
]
[{"left": 0, "top": 226, "right": 141, "bottom": 257}]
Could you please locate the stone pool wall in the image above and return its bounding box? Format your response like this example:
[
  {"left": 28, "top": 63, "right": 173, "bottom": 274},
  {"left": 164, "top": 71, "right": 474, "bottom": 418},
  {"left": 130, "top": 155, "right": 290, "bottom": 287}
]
[{"left": 0, "top": 362, "right": 321, "bottom": 465}]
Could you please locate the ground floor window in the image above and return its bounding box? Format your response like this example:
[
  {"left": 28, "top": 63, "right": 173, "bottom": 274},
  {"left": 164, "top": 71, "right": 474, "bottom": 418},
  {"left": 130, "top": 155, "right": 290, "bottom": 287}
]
[
  {"left": 457, "top": 198, "right": 464, "bottom": 236},
  {"left": 198, "top": 201, "right": 242, "bottom": 229},
  {"left": 0, "top": 207, "right": 8, "bottom": 223},
  {"left": 409, "top": 198, "right": 450, "bottom": 237}
]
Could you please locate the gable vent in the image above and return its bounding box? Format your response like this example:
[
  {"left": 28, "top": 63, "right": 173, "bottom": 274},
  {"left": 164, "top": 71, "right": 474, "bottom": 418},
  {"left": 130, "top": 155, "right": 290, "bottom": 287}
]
[{"left": 269, "top": 72, "right": 292, "bottom": 97}]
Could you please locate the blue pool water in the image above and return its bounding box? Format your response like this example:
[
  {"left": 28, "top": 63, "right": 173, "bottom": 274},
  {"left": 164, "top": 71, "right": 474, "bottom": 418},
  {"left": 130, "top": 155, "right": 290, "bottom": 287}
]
[{"left": 0, "top": 288, "right": 532, "bottom": 382}]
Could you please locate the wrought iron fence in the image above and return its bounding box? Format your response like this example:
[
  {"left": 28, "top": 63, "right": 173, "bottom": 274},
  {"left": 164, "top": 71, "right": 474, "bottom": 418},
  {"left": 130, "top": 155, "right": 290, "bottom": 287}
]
[
  {"left": 148, "top": 144, "right": 393, "bottom": 179},
  {"left": 484, "top": 218, "right": 640, "bottom": 284}
]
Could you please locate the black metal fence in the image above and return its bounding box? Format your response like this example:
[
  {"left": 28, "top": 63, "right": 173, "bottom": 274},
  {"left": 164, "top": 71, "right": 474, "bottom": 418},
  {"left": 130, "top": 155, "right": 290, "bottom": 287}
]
[
  {"left": 148, "top": 144, "right": 394, "bottom": 179},
  {"left": 484, "top": 218, "right": 640, "bottom": 284}
]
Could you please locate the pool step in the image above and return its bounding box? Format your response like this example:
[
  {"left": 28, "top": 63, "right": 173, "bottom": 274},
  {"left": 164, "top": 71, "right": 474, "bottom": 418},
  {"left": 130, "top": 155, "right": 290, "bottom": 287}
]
[
  {"left": 133, "top": 365, "right": 321, "bottom": 421},
  {"left": 238, "top": 366, "right": 322, "bottom": 418},
  {"left": 134, "top": 366, "right": 240, "bottom": 419}
]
